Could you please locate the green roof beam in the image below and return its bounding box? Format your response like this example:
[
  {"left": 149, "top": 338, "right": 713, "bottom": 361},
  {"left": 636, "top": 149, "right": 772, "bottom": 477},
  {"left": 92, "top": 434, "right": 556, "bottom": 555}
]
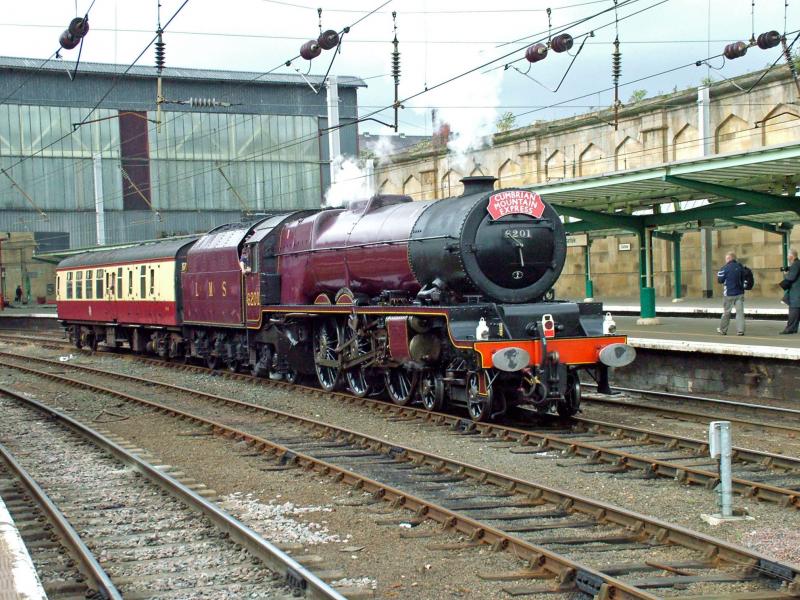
[
  {"left": 662, "top": 175, "right": 800, "bottom": 216},
  {"left": 726, "top": 217, "right": 793, "bottom": 234},
  {"left": 553, "top": 204, "right": 643, "bottom": 233}
]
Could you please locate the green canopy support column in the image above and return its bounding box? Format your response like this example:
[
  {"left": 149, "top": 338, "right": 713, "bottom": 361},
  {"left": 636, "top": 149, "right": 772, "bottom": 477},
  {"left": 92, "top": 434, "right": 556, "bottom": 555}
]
[
  {"left": 637, "top": 227, "right": 659, "bottom": 324},
  {"left": 584, "top": 239, "right": 594, "bottom": 301},
  {"left": 653, "top": 231, "right": 683, "bottom": 302}
]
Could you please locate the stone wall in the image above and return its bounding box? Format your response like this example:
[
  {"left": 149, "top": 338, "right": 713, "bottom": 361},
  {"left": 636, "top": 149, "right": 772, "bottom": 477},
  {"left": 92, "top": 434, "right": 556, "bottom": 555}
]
[
  {"left": 610, "top": 349, "right": 800, "bottom": 402},
  {"left": 374, "top": 69, "right": 800, "bottom": 299}
]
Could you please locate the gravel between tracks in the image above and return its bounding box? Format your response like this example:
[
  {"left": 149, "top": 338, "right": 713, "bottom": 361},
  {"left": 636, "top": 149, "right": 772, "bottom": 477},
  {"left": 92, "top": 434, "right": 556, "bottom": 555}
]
[
  {"left": 5, "top": 342, "right": 800, "bottom": 577},
  {"left": 0, "top": 353, "right": 580, "bottom": 600}
]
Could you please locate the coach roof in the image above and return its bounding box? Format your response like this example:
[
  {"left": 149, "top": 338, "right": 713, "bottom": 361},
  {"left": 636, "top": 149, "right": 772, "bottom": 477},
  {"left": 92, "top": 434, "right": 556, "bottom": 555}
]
[{"left": 57, "top": 237, "right": 199, "bottom": 269}]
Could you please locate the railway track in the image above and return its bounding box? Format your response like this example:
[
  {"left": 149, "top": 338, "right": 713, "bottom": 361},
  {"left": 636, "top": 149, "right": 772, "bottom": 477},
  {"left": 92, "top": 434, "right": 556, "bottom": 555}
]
[
  {"left": 0, "top": 386, "right": 346, "bottom": 600},
  {"left": 2, "top": 347, "right": 800, "bottom": 512},
  {"left": 2, "top": 356, "right": 800, "bottom": 597},
  {"left": 582, "top": 384, "right": 800, "bottom": 437},
  {"left": 2, "top": 331, "right": 797, "bottom": 434}
]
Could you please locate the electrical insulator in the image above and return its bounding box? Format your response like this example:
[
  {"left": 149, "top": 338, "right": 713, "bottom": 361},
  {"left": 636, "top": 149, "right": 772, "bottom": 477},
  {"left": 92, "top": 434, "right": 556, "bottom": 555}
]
[
  {"left": 392, "top": 41, "right": 401, "bottom": 81},
  {"left": 318, "top": 29, "right": 340, "bottom": 50},
  {"left": 723, "top": 41, "right": 748, "bottom": 60},
  {"left": 300, "top": 40, "right": 321, "bottom": 60},
  {"left": 757, "top": 30, "right": 781, "bottom": 50},
  {"left": 187, "top": 97, "right": 226, "bottom": 107},
  {"left": 155, "top": 36, "right": 166, "bottom": 73},
  {"left": 525, "top": 43, "right": 548, "bottom": 63},
  {"left": 59, "top": 17, "right": 89, "bottom": 50},
  {"left": 612, "top": 40, "right": 621, "bottom": 81},
  {"left": 68, "top": 17, "right": 89, "bottom": 38},
  {"left": 550, "top": 33, "right": 573, "bottom": 53}
]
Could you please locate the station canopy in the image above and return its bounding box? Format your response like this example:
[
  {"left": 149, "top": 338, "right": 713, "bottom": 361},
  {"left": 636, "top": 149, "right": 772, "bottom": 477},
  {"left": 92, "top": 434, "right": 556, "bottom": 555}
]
[{"left": 528, "top": 142, "right": 800, "bottom": 236}]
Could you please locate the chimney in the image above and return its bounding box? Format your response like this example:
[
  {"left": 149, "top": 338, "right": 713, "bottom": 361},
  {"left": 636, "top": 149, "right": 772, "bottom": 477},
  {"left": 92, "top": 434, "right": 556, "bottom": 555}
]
[{"left": 460, "top": 176, "right": 497, "bottom": 196}]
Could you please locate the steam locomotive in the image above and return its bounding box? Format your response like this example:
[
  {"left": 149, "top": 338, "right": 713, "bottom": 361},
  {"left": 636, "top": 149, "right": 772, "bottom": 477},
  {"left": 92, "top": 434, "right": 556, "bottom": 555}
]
[{"left": 57, "top": 176, "right": 634, "bottom": 421}]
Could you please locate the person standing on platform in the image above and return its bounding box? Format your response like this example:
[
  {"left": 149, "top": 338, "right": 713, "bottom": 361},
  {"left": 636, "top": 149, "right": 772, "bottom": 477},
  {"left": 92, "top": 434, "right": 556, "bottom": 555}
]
[
  {"left": 780, "top": 248, "right": 800, "bottom": 335},
  {"left": 716, "top": 251, "right": 745, "bottom": 336},
  {"left": 14, "top": 284, "right": 22, "bottom": 304}
]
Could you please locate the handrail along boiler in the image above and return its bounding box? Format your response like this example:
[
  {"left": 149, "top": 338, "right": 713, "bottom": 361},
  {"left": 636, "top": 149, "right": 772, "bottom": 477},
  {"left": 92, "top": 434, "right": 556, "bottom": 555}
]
[{"left": 56, "top": 176, "right": 634, "bottom": 421}]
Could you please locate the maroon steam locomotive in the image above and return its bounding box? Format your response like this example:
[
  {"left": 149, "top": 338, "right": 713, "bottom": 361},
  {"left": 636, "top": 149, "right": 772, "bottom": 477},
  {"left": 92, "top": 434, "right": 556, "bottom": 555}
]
[{"left": 57, "top": 176, "right": 634, "bottom": 421}]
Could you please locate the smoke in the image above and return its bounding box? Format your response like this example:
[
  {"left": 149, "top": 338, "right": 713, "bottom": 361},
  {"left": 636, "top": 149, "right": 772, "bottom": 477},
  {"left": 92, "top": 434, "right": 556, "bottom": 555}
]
[
  {"left": 419, "top": 66, "right": 504, "bottom": 169},
  {"left": 370, "top": 136, "right": 397, "bottom": 165},
  {"left": 323, "top": 155, "right": 374, "bottom": 208}
]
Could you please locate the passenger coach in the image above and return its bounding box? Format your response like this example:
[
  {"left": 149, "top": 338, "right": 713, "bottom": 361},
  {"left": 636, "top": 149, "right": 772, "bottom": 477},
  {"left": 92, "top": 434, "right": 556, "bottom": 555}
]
[{"left": 56, "top": 238, "right": 197, "bottom": 350}]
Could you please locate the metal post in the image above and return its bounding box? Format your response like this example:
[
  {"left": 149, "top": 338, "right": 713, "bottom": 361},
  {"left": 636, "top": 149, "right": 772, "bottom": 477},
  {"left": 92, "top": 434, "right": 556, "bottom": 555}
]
[
  {"left": 584, "top": 240, "right": 594, "bottom": 300},
  {"left": 638, "top": 229, "right": 656, "bottom": 320},
  {"left": 326, "top": 76, "right": 341, "bottom": 186},
  {"left": 673, "top": 233, "right": 683, "bottom": 301},
  {"left": 0, "top": 235, "right": 5, "bottom": 310},
  {"left": 697, "top": 85, "right": 715, "bottom": 299},
  {"left": 709, "top": 421, "right": 733, "bottom": 518},
  {"left": 93, "top": 153, "right": 106, "bottom": 246}
]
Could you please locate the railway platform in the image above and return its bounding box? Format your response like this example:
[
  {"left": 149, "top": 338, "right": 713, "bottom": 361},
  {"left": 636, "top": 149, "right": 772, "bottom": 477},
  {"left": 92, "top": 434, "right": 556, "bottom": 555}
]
[{"left": 0, "top": 493, "right": 46, "bottom": 600}]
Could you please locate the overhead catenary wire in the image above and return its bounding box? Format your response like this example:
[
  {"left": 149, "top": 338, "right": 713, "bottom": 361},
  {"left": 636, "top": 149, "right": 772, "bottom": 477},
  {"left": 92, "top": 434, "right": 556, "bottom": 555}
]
[
  {"left": 0, "top": 0, "right": 191, "bottom": 179},
  {"left": 0, "top": 0, "right": 788, "bottom": 230}
]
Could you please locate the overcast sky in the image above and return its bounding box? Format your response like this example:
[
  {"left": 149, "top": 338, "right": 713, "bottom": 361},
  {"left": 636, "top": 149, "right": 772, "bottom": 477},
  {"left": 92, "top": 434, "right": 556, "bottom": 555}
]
[{"left": 2, "top": 0, "right": 798, "bottom": 140}]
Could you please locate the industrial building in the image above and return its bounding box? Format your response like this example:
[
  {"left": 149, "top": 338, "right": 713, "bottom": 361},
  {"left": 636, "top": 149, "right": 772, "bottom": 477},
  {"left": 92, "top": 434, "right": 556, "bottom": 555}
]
[
  {"left": 0, "top": 56, "right": 363, "bottom": 247},
  {"left": 0, "top": 56, "right": 364, "bottom": 302}
]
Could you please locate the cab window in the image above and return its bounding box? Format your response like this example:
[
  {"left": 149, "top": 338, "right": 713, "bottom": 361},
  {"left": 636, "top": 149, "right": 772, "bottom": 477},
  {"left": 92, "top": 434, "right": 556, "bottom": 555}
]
[
  {"left": 75, "top": 271, "right": 83, "bottom": 299},
  {"left": 66, "top": 272, "right": 73, "bottom": 299},
  {"left": 85, "top": 270, "right": 93, "bottom": 299},
  {"left": 96, "top": 269, "right": 104, "bottom": 298}
]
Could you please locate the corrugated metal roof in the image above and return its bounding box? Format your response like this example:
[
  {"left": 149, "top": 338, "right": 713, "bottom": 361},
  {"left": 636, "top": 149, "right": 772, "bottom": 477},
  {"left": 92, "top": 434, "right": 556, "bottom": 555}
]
[
  {"left": 0, "top": 55, "right": 366, "bottom": 88},
  {"left": 58, "top": 237, "right": 198, "bottom": 268}
]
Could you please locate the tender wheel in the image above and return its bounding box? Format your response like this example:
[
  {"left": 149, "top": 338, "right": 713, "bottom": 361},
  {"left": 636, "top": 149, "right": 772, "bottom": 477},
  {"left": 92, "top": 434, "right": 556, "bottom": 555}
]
[
  {"left": 467, "top": 371, "right": 494, "bottom": 422},
  {"left": 227, "top": 360, "right": 240, "bottom": 373},
  {"left": 419, "top": 370, "right": 445, "bottom": 412},
  {"left": 285, "top": 369, "right": 300, "bottom": 384},
  {"left": 557, "top": 373, "right": 581, "bottom": 418},
  {"left": 314, "top": 318, "right": 342, "bottom": 391},
  {"left": 384, "top": 368, "right": 417, "bottom": 406},
  {"left": 206, "top": 354, "right": 221, "bottom": 370}
]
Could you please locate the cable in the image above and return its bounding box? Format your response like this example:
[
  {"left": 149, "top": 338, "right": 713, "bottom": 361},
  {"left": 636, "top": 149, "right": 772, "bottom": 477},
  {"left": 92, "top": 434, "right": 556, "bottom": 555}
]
[
  {"left": 0, "top": 0, "right": 392, "bottom": 209},
  {"left": 0, "top": 0, "right": 191, "bottom": 178}
]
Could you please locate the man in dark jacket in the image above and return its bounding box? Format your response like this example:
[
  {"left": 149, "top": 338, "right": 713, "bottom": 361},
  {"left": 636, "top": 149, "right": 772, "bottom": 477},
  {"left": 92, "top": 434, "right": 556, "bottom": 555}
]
[
  {"left": 717, "top": 251, "right": 745, "bottom": 336},
  {"left": 780, "top": 249, "right": 800, "bottom": 334}
]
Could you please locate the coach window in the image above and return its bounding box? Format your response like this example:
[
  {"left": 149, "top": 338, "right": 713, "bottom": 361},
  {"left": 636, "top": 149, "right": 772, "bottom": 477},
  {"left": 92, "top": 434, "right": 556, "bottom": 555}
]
[
  {"left": 66, "top": 272, "right": 73, "bottom": 299},
  {"left": 85, "top": 270, "right": 93, "bottom": 299},
  {"left": 96, "top": 269, "right": 104, "bottom": 299},
  {"left": 149, "top": 268, "right": 155, "bottom": 297},
  {"left": 128, "top": 270, "right": 133, "bottom": 297},
  {"left": 75, "top": 271, "right": 83, "bottom": 299},
  {"left": 56, "top": 275, "right": 60, "bottom": 300},
  {"left": 140, "top": 265, "right": 147, "bottom": 298},
  {"left": 116, "top": 268, "right": 123, "bottom": 299}
]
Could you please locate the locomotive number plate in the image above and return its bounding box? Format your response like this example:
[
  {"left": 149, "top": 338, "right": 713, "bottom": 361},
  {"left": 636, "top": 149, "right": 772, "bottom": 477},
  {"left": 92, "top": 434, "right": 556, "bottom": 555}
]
[{"left": 503, "top": 228, "right": 533, "bottom": 239}]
